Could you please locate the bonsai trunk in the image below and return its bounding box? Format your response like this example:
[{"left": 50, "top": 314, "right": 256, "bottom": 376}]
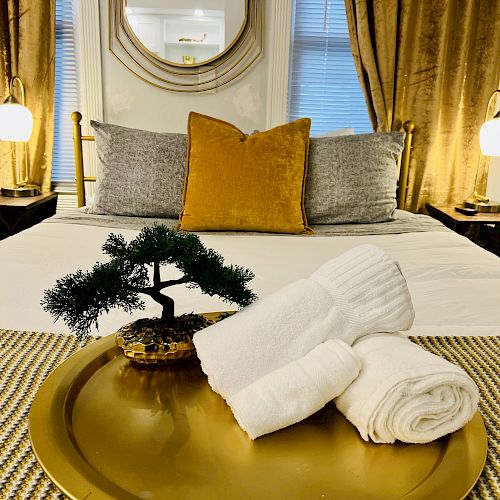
[
  {"left": 151, "top": 261, "right": 175, "bottom": 323},
  {"left": 149, "top": 290, "right": 175, "bottom": 324}
]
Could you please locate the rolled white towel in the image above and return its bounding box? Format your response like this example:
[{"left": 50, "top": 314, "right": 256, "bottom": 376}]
[
  {"left": 228, "top": 339, "right": 361, "bottom": 439},
  {"left": 194, "top": 244, "right": 414, "bottom": 399},
  {"left": 334, "top": 334, "right": 479, "bottom": 444}
]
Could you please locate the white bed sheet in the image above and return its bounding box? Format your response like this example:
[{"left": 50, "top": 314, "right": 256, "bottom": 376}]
[{"left": 0, "top": 221, "right": 498, "bottom": 337}]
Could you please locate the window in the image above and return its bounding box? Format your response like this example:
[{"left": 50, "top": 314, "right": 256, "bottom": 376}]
[
  {"left": 53, "top": 0, "right": 80, "bottom": 186},
  {"left": 288, "top": 0, "right": 372, "bottom": 136}
]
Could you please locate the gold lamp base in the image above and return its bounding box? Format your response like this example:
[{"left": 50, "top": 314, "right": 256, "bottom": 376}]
[{"left": 1, "top": 184, "right": 40, "bottom": 197}]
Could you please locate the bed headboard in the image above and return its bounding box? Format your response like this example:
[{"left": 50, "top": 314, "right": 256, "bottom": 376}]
[
  {"left": 398, "top": 121, "right": 415, "bottom": 211},
  {"left": 71, "top": 112, "right": 415, "bottom": 211},
  {"left": 72, "top": 112, "right": 96, "bottom": 208}
]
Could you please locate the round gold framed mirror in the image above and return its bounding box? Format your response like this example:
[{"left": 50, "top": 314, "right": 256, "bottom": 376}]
[
  {"left": 123, "top": 1, "right": 247, "bottom": 67},
  {"left": 110, "top": 0, "right": 263, "bottom": 92}
]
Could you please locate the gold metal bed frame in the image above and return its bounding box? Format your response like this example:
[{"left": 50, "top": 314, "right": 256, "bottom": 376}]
[{"left": 71, "top": 112, "right": 415, "bottom": 210}]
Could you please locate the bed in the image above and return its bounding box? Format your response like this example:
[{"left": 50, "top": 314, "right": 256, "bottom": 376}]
[
  {"left": 1, "top": 209, "right": 499, "bottom": 338},
  {"left": 0, "top": 115, "right": 499, "bottom": 498}
]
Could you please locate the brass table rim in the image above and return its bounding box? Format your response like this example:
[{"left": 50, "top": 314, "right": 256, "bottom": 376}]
[{"left": 29, "top": 334, "right": 488, "bottom": 500}]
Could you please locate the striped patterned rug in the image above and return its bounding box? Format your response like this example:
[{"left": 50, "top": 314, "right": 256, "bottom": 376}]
[
  {"left": 0, "top": 331, "right": 94, "bottom": 499},
  {"left": 0, "top": 330, "right": 498, "bottom": 499},
  {"left": 410, "top": 336, "right": 500, "bottom": 500}
]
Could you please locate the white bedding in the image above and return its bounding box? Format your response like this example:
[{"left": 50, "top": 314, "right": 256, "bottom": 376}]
[{"left": 0, "top": 218, "right": 499, "bottom": 337}]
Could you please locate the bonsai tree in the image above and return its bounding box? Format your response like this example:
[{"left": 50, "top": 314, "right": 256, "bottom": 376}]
[{"left": 42, "top": 225, "right": 257, "bottom": 338}]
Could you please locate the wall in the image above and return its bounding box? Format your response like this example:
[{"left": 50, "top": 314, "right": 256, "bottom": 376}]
[
  {"left": 100, "top": 2, "right": 500, "bottom": 202},
  {"left": 100, "top": 1, "right": 271, "bottom": 134}
]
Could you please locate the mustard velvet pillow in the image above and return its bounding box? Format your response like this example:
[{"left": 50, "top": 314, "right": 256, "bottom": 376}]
[{"left": 179, "top": 113, "right": 311, "bottom": 234}]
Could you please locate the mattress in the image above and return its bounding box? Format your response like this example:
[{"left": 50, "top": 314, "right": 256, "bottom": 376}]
[{"left": 0, "top": 211, "right": 498, "bottom": 337}]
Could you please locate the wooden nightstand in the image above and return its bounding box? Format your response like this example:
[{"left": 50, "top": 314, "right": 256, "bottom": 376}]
[
  {"left": 0, "top": 192, "right": 58, "bottom": 239},
  {"left": 426, "top": 204, "right": 500, "bottom": 256}
]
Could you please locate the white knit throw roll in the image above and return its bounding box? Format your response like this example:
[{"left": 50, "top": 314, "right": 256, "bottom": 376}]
[
  {"left": 194, "top": 244, "right": 415, "bottom": 400},
  {"left": 228, "top": 339, "right": 361, "bottom": 440},
  {"left": 334, "top": 334, "right": 480, "bottom": 444}
]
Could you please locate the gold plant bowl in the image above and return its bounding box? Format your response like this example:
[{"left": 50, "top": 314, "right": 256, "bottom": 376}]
[{"left": 115, "top": 311, "right": 234, "bottom": 366}]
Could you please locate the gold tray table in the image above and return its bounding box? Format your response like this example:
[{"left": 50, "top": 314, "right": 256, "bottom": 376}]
[{"left": 29, "top": 335, "right": 487, "bottom": 499}]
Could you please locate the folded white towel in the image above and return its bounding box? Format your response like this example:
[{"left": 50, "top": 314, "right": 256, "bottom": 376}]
[
  {"left": 194, "top": 244, "right": 414, "bottom": 399},
  {"left": 334, "top": 334, "right": 479, "bottom": 444},
  {"left": 228, "top": 339, "right": 361, "bottom": 439}
]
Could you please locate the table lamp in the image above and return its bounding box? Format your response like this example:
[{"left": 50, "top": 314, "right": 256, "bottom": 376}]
[
  {"left": 464, "top": 89, "right": 500, "bottom": 213},
  {"left": 0, "top": 76, "right": 40, "bottom": 197}
]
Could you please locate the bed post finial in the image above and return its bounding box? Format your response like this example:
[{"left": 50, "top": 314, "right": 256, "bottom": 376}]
[
  {"left": 397, "top": 121, "right": 415, "bottom": 211},
  {"left": 71, "top": 111, "right": 82, "bottom": 124},
  {"left": 403, "top": 121, "right": 415, "bottom": 134},
  {"left": 72, "top": 111, "right": 85, "bottom": 208}
]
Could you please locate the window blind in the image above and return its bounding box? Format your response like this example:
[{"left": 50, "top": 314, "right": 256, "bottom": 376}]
[
  {"left": 288, "top": 0, "right": 372, "bottom": 136},
  {"left": 53, "top": 0, "right": 80, "bottom": 184}
]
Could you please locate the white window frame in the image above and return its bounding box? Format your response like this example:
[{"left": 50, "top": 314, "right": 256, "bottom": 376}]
[
  {"left": 54, "top": 0, "right": 103, "bottom": 209},
  {"left": 266, "top": 0, "right": 293, "bottom": 129}
]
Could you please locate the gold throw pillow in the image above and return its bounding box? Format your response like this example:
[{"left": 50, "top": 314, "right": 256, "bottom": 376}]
[{"left": 179, "top": 112, "right": 311, "bottom": 233}]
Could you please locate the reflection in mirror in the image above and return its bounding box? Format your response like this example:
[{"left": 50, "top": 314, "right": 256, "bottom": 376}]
[
  {"left": 124, "top": 0, "right": 246, "bottom": 66},
  {"left": 111, "top": 0, "right": 262, "bottom": 92}
]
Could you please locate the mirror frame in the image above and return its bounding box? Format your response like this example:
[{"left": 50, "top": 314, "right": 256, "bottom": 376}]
[{"left": 109, "top": 0, "right": 263, "bottom": 93}]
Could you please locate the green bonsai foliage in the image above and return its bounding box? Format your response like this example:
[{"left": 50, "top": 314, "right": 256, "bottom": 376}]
[{"left": 42, "top": 225, "right": 257, "bottom": 338}]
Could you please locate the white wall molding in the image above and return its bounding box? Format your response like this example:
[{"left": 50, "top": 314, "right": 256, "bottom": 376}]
[
  {"left": 266, "top": 0, "right": 293, "bottom": 129},
  {"left": 74, "top": 0, "right": 103, "bottom": 201}
]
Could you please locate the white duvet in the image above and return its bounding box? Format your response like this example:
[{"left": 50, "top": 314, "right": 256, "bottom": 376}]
[{"left": 0, "top": 220, "right": 499, "bottom": 337}]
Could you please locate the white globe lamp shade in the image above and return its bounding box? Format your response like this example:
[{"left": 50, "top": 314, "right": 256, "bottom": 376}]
[
  {"left": 479, "top": 115, "right": 500, "bottom": 156},
  {"left": 0, "top": 101, "right": 34, "bottom": 142}
]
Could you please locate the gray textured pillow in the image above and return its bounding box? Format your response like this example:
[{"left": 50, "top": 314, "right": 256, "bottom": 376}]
[
  {"left": 305, "top": 132, "right": 405, "bottom": 224},
  {"left": 87, "top": 121, "right": 187, "bottom": 217}
]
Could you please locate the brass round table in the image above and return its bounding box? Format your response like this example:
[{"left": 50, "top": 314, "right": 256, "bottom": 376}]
[{"left": 29, "top": 334, "right": 487, "bottom": 500}]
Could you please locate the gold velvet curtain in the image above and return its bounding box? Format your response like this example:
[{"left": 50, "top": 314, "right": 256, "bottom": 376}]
[
  {"left": 0, "top": 0, "right": 55, "bottom": 193},
  {"left": 345, "top": 0, "right": 500, "bottom": 212}
]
